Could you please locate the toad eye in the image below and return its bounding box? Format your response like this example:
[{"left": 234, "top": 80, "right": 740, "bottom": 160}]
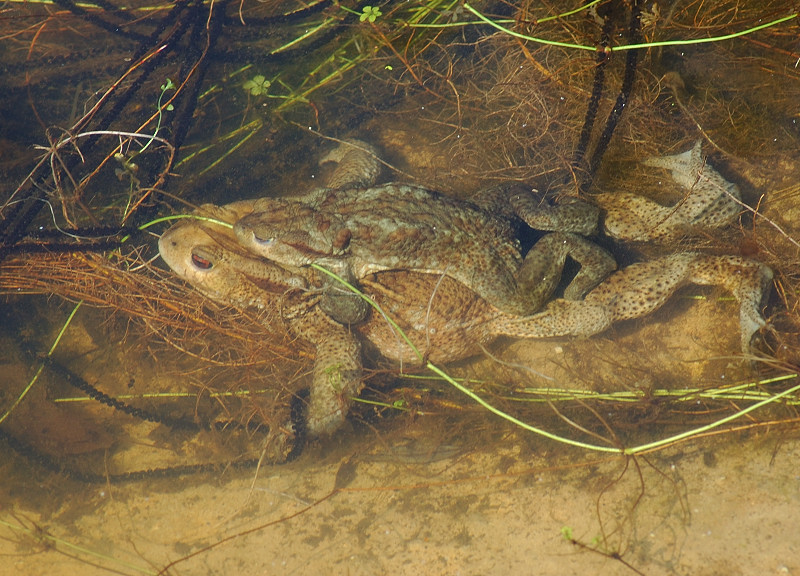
[{"left": 191, "top": 252, "right": 213, "bottom": 270}]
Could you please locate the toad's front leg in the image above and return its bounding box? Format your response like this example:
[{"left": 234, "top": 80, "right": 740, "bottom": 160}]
[
  {"left": 517, "top": 231, "right": 617, "bottom": 309},
  {"left": 477, "top": 185, "right": 616, "bottom": 313},
  {"left": 284, "top": 301, "right": 363, "bottom": 436}
]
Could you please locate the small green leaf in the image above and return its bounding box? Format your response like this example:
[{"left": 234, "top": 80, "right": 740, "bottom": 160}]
[
  {"left": 243, "top": 74, "right": 270, "bottom": 96},
  {"left": 360, "top": 6, "right": 382, "bottom": 23}
]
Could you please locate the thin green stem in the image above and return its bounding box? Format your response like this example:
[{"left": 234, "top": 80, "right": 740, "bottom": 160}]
[
  {"left": 426, "top": 363, "right": 623, "bottom": 452},
  {"left": 461, "top": 3, "right": 798, "bottom": 52},
  {"left": 120, "top": 213, "right": 232, "bottom": 244},
  {"left": 430, "top": 363, "right": 800, "bottom": 455},
  {"left": 613, "top": 12, "right": 798, "bottom": 51},
  {"left": 462, "top": 3, "right": 596, "bottom": 51},
  {"left": 140, "top": 78, "right": 174, "bottom": 154},
  {"left": 628, "top": 381, "right": 800, "bottom": 454},
  {"left": 412, "top": 0, "right": 602, "bottom": 28}
]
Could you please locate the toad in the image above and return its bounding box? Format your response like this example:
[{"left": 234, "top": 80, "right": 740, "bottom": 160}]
[
  {"left": 233, "top": 140, "right": 746, "bottom": 325},
  {"left": 234, "top": 139, "right": 616, "bottom": 320},
  {"left": 234, "top": 182, "right": 618, "bottom": 321}
]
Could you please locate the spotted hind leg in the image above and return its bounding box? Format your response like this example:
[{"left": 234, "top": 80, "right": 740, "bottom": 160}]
[
  {"left": 582, "top": 253, "right": 772, "bottom": 351},
  {"left": 685, "top": 254, "right": 772, "bottom": 352},
  {"left": 493, "top": 253, "right": 772, "bottom": 352}
]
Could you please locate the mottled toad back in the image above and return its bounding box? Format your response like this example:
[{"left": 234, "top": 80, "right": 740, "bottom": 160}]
[{"left": 235, "top": 182, "right": 617, "bottom": 317}]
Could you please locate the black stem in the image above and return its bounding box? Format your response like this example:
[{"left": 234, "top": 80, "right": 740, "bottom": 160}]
[
  {"left": 170, "top": 0, "right": 228, "bottom": 155},
  {"left": 572, "top": 18, "right": 613, "bottom": 175},
  {"left": 0, "top": 427, "right": 262, "bottom": 483},
  {"left": 43, "top": 356, "right": 202, "bottom": 430},
  {"left": 587, "top": 0, "right": 643, "bottom": 176}
]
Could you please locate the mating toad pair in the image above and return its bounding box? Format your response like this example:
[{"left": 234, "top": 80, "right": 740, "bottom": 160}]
[{"left": 159, "top": 140, "right": 772, "bottom": 436}]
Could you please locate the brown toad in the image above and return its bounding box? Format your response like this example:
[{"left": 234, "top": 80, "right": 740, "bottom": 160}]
[
  {"left": 235, "top": 140, "right": 747, "bottom": 325},
  {"left": 233, "top": 143, "right": 616, "bottom": 320}
]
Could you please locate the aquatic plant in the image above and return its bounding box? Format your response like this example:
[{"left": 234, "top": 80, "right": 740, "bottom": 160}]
[
  {"left": 360, "top": 5, "right": 382, "bottom": 23},
  {"left": 243, "top": 74, "right": 271, "bottom": 97}
]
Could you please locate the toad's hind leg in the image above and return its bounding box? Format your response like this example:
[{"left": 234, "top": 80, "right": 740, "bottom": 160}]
[
  {"left": 517, "top": 232, "right": 617, "bottom": 310},
  {"left": 494, "top": 253, "right": 772, "bottom": 353},
  {"left": 583, "top": 253, "right": 772, "bottom": 351},
  {"left": 687, "top": 255, "right": 772, "bottom": 352},
  {"left": 321, "top": 139, "right": 382, "bottom": 189}
]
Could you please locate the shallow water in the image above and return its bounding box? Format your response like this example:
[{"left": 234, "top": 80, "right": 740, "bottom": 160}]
[{"left": 1, "top": 1, "right": 799, "bottom": 574}]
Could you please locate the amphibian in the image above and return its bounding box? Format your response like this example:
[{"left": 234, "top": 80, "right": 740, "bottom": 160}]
[{"left": 234, "top": 137, "right": 616, "bottom": 319}]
